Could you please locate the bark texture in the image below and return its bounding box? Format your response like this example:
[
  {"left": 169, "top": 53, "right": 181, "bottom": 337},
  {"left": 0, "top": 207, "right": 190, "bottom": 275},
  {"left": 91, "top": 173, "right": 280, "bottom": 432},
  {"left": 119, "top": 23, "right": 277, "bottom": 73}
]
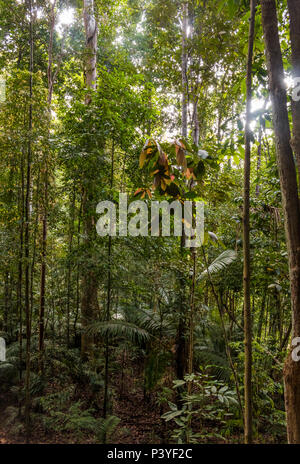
[
  {"left": 261, "top": 0, "right": 300, "bottom": 444},
  {"left": 287, "top": 0, "right": 300, "bottom": 179}
]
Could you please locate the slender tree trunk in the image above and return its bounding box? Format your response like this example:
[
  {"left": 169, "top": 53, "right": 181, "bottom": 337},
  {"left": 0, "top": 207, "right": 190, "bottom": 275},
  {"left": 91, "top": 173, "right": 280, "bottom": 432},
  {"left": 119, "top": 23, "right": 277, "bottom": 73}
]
[
  {"left": 38, "top": 186, "right": 47, "bottom": 370},
  {"left": 38, "top": 0, "right": 57, "bottom": 371},
  {"left": 287, "top": 0, "right": 300, "bottom": 179},
  {"left": 103, "top": 237, "right": 111, "bottom": 417},
  {"left": 83, "top": 0, "right": 97, "bottom": 104},
  {"left": 186, "top": 247, "right": 196, "bottom": 444},
  {"left": 24, "top": 0, "right": 34, "bottom": 442},
  {"left": 103, "top": 140, "right": 115, "bottom": 442},
  {"left": 186, "top": 79, "right": 200, "bottom": 389},
  {"left": 175, "top": 0, "right": 189, "bottom": 384},
  {"left": 261, "top": 0, "right": 300, "bottom": 444},
  {"left": 174, "top": 1, "right": 189, "bottom": 385},
  {"left": 181, "top": 1, "right": 188, "bottom": 139},
  {"left": 18, "top": 149, "right": 25, "bottom": 390},
  {"left": 81, "top": 0, "right": 99, "bottom": 359},
  {"left": 74, "top": 196, "right": 82, "bottom": 341},
  {"left": 243, "top": 0, "right": 256, "bottom": 444},
  {"left": 66, "top": 185, "right": 76, "bottom": 347},
  {"left": 201, "top": 246, "right": 243, "bottom": 417}
]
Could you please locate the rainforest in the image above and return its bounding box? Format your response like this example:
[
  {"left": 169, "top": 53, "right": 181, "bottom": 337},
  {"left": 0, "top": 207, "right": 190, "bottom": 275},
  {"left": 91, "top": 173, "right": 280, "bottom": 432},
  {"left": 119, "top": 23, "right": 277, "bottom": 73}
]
[{"left": 1, "top": 0, "right": 300, "bottom": 448}]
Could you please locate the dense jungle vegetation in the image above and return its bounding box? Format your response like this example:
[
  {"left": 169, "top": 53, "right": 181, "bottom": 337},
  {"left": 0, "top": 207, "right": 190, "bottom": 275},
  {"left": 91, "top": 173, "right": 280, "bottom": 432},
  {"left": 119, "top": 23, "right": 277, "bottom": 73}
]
[{"left": 1, "top": 0, "right": 300, "bottom": 445}]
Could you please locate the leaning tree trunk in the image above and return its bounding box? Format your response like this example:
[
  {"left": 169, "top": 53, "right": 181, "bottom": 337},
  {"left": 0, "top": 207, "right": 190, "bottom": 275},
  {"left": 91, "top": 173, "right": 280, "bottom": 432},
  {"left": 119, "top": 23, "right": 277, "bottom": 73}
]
[
  {"left": 261, "top": 0, "right": 300, "bottom": 444},
  {"left": 243, "top": 0, "right": 256, "bottom": 444},
  {"left": 81, "top": 0, "right": 99, "bottom": 359},
  {"left": 287, "top": 0, "right": 300, "bottom": 180}
]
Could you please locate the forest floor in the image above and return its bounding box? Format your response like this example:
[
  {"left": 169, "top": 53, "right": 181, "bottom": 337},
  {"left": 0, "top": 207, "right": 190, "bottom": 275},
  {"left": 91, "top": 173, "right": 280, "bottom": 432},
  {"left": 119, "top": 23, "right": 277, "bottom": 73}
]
[
  {"left": 0, "top": 362, "right": 164, "bottom": 444},
  {"left": 0, "top": 390, "right": 159, "bottom": 444},
  {"left": 0, "top": 360, "right": 284, "bottom": 444}
]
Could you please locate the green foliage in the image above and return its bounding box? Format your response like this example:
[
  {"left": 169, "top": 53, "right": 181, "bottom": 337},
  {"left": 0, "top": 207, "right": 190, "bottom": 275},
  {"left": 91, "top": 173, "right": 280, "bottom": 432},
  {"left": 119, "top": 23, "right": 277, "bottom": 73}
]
[
  {"left": 162, "top": 369, "right": 238, "bottom": 443},
  {"left": 97, "top": 415, "right": 121, "bottom": 444},
  {"left": 39, "top": 393, "right": 120, "bottom": 443},
  {"left": 0, "top": 363, "right": 18, "bottom": 388},
  {"left": 88, "top": 320, "right": 150, "bottom": 344},
  {"left": 42, "top": 400, "right": 98, "bottom": 439},
  {"left": 0, "top": 0, "right": 293, "bottom": 446}
]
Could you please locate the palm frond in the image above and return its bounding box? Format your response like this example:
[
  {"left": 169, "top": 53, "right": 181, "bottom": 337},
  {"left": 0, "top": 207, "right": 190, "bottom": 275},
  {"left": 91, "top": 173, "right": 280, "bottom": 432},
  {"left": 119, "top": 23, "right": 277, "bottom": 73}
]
[
  {"left": 198, "top": 249, "right": 237, "bottom": 281},
  {"left": 137, "top": 309, "right": 166, "bottom": 332},
  {"left": 87, "top": 320, "right": 150, "bottom": 344}
]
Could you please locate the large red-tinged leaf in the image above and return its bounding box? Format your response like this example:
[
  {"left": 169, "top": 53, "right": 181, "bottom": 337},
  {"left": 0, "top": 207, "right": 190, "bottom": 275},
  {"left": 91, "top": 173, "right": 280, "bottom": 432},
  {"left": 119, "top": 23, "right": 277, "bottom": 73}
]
[
  {"left": 140, "top": 139, "right": 167, "bottom": 170},
  {"left": 139, "top": 150, "right": 148, "bottom": 168},
  {"left": 161, "top": 178, "right": 167, "bottom": 191},
  {"left": 153, "top": 174, "right": 161, "bottom": 189},
  {"left": 175, "top": 140, "right": 187, "bottom": 170},
  {"left": 185, "top": 167, "right": 196, "bottom": 180},
  {"left": 158, "top": 151, "right": 168, "bottom": 167},
  {"left": 139, "top": 139, "right": 156, "bottom": 168},
  {"left": 134, "top": 188, "right": 143, "bottom": 196}
]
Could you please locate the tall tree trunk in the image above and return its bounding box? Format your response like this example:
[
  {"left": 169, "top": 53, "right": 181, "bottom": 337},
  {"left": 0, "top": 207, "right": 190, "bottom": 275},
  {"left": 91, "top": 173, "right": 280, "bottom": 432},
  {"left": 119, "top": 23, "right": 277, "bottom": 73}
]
[
  {"left": 66, "top": 185, "right": 76, "bottom": 347},
  {"left": 181, "top": 1, "right": 188, "bottom": 139},
  {"left": 103, "top": 139, "right": 115, "bottom": 442},
  {"left": 38, "top": 0, "right": 57, "bottom": 371},
  {"left": 81, "top": 0, "right": 98, "bottom": 359},
  {"left": 24, "top": 0, "right": 34, "bottom": 442},
  {"left": 243, "top": 0, "right": 256, "bottom": 444},
  {"left": 287, "top": 0, "right": 300, "bottom": 179},
  {"left": 175, "top": 0, "right": 189, "bottom": 383},
  {"left": 83, "top": 0, "right": 97, "bottom": 104},
  {"left": 74, "top": 196, "right": 82, "bottom": 341},
  {"left": 261, "top": 0, "right": 300, "bottom": 444},
  {"left": 18, "top": 149, "right": 25, "bottom": 390},
  {"left": 201, "top": 246, "right": 243, "bottom": 417}
]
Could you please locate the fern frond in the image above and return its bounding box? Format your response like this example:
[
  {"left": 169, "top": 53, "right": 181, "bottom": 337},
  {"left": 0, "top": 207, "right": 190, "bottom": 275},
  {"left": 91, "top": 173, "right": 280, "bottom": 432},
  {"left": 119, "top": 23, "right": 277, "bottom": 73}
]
[{"left": 97, "top": 415, "right": 120, "bottom": 443}]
